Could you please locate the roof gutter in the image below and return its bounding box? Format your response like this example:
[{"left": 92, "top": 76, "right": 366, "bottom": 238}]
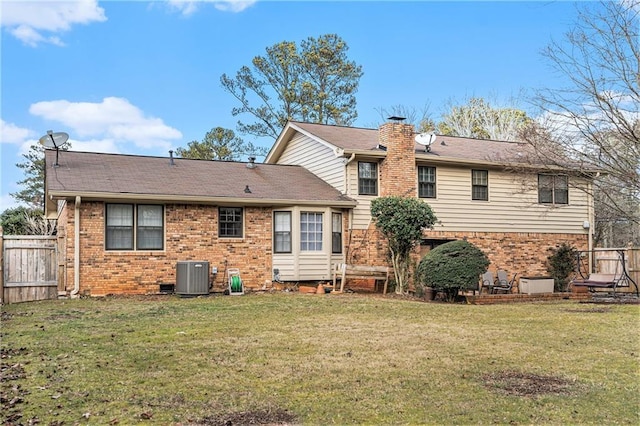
[
  {"left": 47, "top": 191, "right": 357, "bottom": 208},
  {"left": 339, "top": 149, "right": 599, "bottom": 174}
]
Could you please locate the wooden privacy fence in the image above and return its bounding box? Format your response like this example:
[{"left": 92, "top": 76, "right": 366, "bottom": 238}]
[
  {"left": 1, "top": 234, "right": 59, "bottom": 304},
  {"left": 591, "top": 247, "right": 639, "bottom": 294}
]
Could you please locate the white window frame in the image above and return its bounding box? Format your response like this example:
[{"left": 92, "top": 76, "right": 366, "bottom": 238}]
[
  {"left": 471, "top": 169, "right": 489, "bottom": 201},
  {"left": 105, "top": 203, "right": 164, "bottom": 251},
  {"left": 273, "top": 211, "right": 292, "bottom": 253},
  {"left": 300, "top": 212, "right": 323, "bottom": 251}
]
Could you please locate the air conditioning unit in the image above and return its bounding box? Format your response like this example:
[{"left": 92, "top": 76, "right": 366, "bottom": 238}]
[{"left": 176, "top": 261, "right": 210, "bottom": 296}]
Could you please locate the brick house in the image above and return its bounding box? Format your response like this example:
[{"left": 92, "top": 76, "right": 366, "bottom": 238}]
[
  {"left": 45, "top": 152, "right": 355, "bottom": 296},
  {"left": 266, "top": 121, "right": 593, "bottom": 286},
  {"left": 45, "top": 120, "right": 594, "bottom": 296}
]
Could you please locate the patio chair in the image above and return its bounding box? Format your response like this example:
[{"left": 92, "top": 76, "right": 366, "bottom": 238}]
[
  {"left": 493, "top": 270, "right": 517, "bottom": 294},
  {"left": 481, "top": 271, "right": 495, "bottom": 294}
]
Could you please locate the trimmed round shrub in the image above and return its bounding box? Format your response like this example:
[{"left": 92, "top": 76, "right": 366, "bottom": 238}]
[{"left": 416, "top": 240, "right": 490, "bottom": 301}]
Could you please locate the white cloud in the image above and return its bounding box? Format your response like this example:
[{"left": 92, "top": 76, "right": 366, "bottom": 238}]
[
  {"left": 167, "top": 0, "right": 256, "bottom": 16},
  {"left": 0, "top": 0, "right": 107, "bottom": 47},
  {"left": 0, "top": 119, "right": 36, "bottom": 144},
  {"left": 213, "top": 0, "right": 256, "bottom": 13},
  {"left": 167, "top": 0, "right": 200, "bottom": 16},
  {"left": 29, "top": 97, "right": 183, "bottom": 151},
  {"left": 18, "top": 139, "right": 41, "bottom": 156},
  {"left": 0, "top": 193, "right": 22, "bottom": 211},
  {"left": 67, "top": 137, "right": 120, "bottom": 154}
]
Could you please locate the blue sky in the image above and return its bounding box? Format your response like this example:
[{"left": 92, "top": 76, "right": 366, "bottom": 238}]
[{"left": 1, "top": 0, "right": 587, "bottom": 211}]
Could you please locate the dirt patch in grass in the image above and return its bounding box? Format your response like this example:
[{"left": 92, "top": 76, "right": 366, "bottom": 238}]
[
  {"left": 193, "top": 408, "right": 297, "bottom": 425},
  {"left": 44, "top": 311, "right": 86, "bottom": 321},
  {"left": 564, "top": 306, "right": 612, "bottom": 313},
  {"left": 1, "top": 347, "right": 29, "bottom": 359},
  {"left": 1, "top": 361, "right": 27, "bottom": 381},
  {"left": 1, "top": 357, "right": 29, "bottom": 425},
  {"left": 482, "top": 371, "right": 577, "bottom": 397}
]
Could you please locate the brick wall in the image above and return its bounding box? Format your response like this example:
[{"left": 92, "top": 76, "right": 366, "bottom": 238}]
[
  {"left": 354, "top": 120, "right": 590, "bottom": 292},
  {"left": 346, "top": 225, "right": 588, "bottom": 292},
  {"left": 379, "top": 122, "right": 417, "bottom": 197},
  {"left": 61, "top": 201, "right": 273, "bottom": 296}
]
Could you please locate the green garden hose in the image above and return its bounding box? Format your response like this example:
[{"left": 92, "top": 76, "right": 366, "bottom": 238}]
[{"left": 231, "top": 275, "right": 242, "bottom": 292}]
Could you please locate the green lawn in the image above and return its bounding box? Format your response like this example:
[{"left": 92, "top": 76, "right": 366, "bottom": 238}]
[{"left": 1, "top": 293, "right": 639, "bottom": 425}]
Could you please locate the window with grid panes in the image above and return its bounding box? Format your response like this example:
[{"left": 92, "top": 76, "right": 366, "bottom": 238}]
[
  {"left": 219, "top": 207, "right": 243, "bottom": 238},
  {"left": 300, "top": 212, "right": 323, "bottom": 251},
  {"left": 358, "top": 162, "right": 378, "bottom": 195},
  {"left": 471, "top": 169, "right": 488, "bottom": 201},
  {"left": 418, "top": 166, "right": 436, "bottom": 198}
]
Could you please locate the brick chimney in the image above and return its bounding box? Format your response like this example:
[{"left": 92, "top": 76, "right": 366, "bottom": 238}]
[{"left": 379, "top": 120, "right": 417, "bottom": 197}]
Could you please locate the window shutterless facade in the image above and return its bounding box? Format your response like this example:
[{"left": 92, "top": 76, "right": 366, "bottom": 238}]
[
  {"left": 136, "top": 204, "right": 164, "bottom": 249},
  {"left": 471, "top": 169, "right": 489, "bottom": 201},
  {"left": 418, "top": 166, "right": 436, "bottom": 198},
  {"left": 538, "top": 174, "right": 568, "bottom": 205},
  {"left": 219, "top": 207, "right": 243, "bottom": 238},
  {"left": 300, "top": 212, "right": 323, "bottom": 251},
  {"left": 332, "top": 212, "right": 342, "bottom": 254},
  {"left": 273, "top": 211, "right": 292, "bottom": 253},
  {"left": 358, "top": 161, "right": 378, "bottom": 195},
  {"left": 105, "top": 204, "right": 164, "bottom": 250}
]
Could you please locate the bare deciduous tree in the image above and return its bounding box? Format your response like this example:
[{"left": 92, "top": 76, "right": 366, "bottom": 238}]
[
  {"left": 522, "top": 1, "right": 639, "bottom": 245},
  {"left": 438, "top": 96, "right": 531, "bottom": 141},
  {"left": 372, "top": 104, "right": 436, "bottom": 133}
]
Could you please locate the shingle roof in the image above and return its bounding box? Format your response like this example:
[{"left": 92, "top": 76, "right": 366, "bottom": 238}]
[
  {"left": 290, "top": 121, "right": 530, "bottom": 164},
  {"left": 291, "top": 122, "right": 381, "bottom": 151},
  {"left": 45, "top": 150, "right": 355, "bottom": 206}
]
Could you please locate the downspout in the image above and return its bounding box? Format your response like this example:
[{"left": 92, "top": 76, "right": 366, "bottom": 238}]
[
  {"left": 71, "top": 196, "right": 81, "bottom": 297},
  {"left": 344, "top": 153, "right": 356, "bottom": 261}
]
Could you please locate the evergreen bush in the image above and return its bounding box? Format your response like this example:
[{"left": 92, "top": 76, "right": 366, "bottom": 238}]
[
  {"left": 416, "top": 240, "right": 489, "bottom": 302},
  {"left": 546, "top": 243, "right": 578, "bottom": 292}
]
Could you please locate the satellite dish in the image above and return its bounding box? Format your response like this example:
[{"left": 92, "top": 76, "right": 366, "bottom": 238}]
[
  {"left": 414, "top": 133, "right": 437, "bottom": 152},
  {"left": 39, "top": 130, "right": 69, "bottom": 167},
  {"left": 39, "top": 130, "right": 69, "bottom": 149}
]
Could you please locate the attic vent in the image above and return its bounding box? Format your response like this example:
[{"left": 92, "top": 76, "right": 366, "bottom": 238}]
[{"left": 246, "top": 156, "right": 256, "bottom": 169}]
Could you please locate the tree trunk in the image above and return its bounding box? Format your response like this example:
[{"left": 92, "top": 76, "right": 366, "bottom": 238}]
[{"left": 390, "top": 248, "right": 410, "bottom": 295}]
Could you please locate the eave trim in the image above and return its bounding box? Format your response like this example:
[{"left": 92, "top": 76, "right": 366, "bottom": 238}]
[{"left": 47, "top": 190, "right": 357, "bottom": 208}]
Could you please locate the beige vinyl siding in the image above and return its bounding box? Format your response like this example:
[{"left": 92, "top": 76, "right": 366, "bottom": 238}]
[
  {"left": 298, "top": 254, "right": 332, "bottom": 280},
  {"left": 278, "top": 134, "right": 345, "bottom": 190},
  {"left": 271, "top": 206, "right": 338, "bottom": 281},
  {"left": 347, "top": 162, "right": 591, "bottom": 234},
  {"left": 272, "top": 254, "right": 296, "bottom": 281},
  {"left": 428, "top": 166, "right": 590, "bottom": 233},
  {"left": 345, "top": 160, "right": 378, "bottom": 229}
]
